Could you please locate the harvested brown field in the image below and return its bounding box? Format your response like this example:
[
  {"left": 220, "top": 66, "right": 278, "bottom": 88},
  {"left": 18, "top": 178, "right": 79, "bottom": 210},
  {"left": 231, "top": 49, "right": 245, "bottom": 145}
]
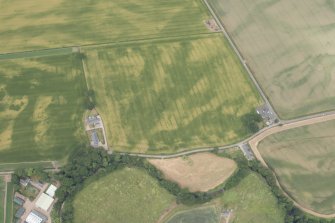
[{"left": 148, "top": 153, "right": 237, "bottom": 192}]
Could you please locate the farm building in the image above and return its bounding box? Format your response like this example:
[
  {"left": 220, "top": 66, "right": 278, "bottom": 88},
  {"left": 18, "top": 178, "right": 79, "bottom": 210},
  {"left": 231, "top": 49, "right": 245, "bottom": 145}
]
[
  {"left": 20, "top": 178, "right": 30, "bottom": 187},
  {"left": 35, "top": 193, "right": 54, "bottom": 211},
  {"left": 25, "top": 210, "right": 48, "bottom": 223},
  {"left": 15, "top": 207, "right": 25, "bottom": 218},
  {"left": 45, "top": 184, "right": 57, "bottom": 198},
  {"left": 91, "top": 131, "right": 99, "bottom": 147},
  {"left": 87, "top": 115, "right": 102, "bottom": 127},
  {"left": 14, "top": 196, "right": 25, "bottom": 206}
]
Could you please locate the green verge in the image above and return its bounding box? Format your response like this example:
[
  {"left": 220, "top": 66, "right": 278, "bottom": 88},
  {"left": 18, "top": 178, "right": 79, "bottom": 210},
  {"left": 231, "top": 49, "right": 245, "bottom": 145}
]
[
  {"left": 0, "top": 53, "right": 88, "bottom": 163},
  {"left": 73, "top": 168, "right": 175, "bottom": 223},
  {"left": 258, "top": 120, "right": 335, "bottom": 214},
  {"left": 5, "top": 182, "right": 13, "bottom": 223},
  {"left": 0, "top": 177, "right": 4, "bottom": 222},
  {"left": 85, "top": 34, "right": 262, "bottom": 153},
  {"left": 0, "top": 0, "right": 209, "bottom": 53}
]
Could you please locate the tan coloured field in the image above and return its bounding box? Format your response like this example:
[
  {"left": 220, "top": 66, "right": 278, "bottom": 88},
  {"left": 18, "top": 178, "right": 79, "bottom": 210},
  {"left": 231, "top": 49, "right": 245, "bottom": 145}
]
[
  {"left": 210, "top": 0, "right": 335, "bottom": 119},
  {"left": 149, "top": 153, "right": 237, "bottom": 192}
]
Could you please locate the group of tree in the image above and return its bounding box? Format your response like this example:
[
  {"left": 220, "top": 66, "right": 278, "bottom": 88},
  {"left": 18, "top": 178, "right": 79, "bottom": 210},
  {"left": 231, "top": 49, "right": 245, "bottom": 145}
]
[
  {"left": 241, "top": 111, "right": 263, "bottom": 133},
  {"left": 84, "top": 89, "right": 96, "bottom": 110},
  {"left": 30, "top": 146, "right": 334, "bottom": 223},
  {"left": 12, "top": 167, "right": 50, "bottom": 189}
]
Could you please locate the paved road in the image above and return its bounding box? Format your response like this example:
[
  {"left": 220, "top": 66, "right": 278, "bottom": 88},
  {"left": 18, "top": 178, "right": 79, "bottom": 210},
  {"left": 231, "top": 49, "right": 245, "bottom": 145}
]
[{"left": 202, "top": 0, "right": 279, "bottom": 120}]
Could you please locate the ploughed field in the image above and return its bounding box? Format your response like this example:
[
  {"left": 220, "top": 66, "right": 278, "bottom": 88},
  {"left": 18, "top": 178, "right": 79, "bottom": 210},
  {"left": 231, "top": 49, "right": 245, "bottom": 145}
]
[
  {"left": 258, "top": 120, "right": 335, "bottom": 214},
  {"left": 149, "top": 153, "right": 237, "bottom": 192},
  {"left": 84, "top": 34, "right": 262, "bottom": 153},
  {"left": 209, "top": 0, "right": 335, "bottom": 119},
  {"left": 0, "top": 54, "right": 87, "bottom": 162},
  {"left": 0, "top": 0, "right": 209, "bottom": 53}
]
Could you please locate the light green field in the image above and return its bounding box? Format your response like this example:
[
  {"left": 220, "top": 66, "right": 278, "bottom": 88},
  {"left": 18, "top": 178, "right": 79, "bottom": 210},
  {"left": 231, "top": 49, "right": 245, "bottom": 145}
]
[
  {"left": 209, "top": 0, "right": 335, "bottom": 119},
  {"left": 85, "top": 34, "right": 262, "bottom": 153},
  {"left": 166, "top": 206, "right": 219, "bottom": 223},
  {"left": 73, "top": 168, "right": 175, "bottom": 223},
  {"left": 0, "top": 177, "right": 4, "bottom": 222},
  {"left": 163, "top": 172, "right": 285, "bottom": 223},
  {"left": 0, "top": 54, "right": 87, "bottom": 162},
  {"left": 258, "top": 120, "right": 335, "bottom": 214},
  {"left": 0, "top": 0, "right": 209, "bottom": 53}
]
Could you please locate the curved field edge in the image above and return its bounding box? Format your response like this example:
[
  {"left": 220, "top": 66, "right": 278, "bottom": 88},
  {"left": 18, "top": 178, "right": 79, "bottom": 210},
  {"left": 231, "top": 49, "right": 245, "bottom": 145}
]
[
  {"left": 148, "top": 153, "right": 237, "bottom": 192},
  {"left": 258, "top": 119, "right": 335, "bottom": 214},
  {"left": 162, "top": 172, "right": 285, "bottom": 223},
  {"left": 84, "top": 34, "right": 262, "bottom": 153}
]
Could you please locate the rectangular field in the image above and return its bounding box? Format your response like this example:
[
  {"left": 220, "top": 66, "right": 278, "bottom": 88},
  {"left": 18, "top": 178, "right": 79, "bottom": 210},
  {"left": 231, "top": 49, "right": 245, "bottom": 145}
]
[
  {"left": 0, "top": 0, "right": 209, "bottom": 53},
  {"left": 84, "top": 34, "right": 262, "bottom": 153},
  {"left": 0, "top": 54, "right": 87, "bottom": 162},
  {"left": 258, "top": 120, "right": 335, "bottom": 214},
  {"left": 209, "top": 0, "right": 335, "bottom": 119}
]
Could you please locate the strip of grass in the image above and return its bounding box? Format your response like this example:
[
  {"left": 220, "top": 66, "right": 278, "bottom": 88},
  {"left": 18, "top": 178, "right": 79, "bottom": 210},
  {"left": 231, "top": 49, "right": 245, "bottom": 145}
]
[
  {"left": 0, "top": 53, "right": 87, "bottom": 162},
  {"left": 5, "top": 182, "right": 13, "bottom": 223},
  {"left": 163, "top": 172, "right": 285, "bottom": 223},
  {"left": 0, "top": 162, "right": 54, "bottom": 172},
  {"left": 258, "top": 120, "right": 335, "bottom": 214},
  {"left": 0, "top": 48, "right": 73, "bottom": 60},
  {"left": 73, "top": 168, "right": 175, "bottom": 223},
  {"left": 0, "top": 177, "right": 4, "bottom": 222},
  {"left": 85, "top": 34, "right": 262, "bottom": 153},
  {"left": 0, "top": 0, "right": 209, "bottom": 53}
]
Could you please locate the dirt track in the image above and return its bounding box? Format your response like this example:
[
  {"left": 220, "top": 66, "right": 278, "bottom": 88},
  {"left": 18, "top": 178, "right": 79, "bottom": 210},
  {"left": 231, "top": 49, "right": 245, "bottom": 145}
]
[{"left": 249, "top": 113, "right": 335, "bottom": 218}]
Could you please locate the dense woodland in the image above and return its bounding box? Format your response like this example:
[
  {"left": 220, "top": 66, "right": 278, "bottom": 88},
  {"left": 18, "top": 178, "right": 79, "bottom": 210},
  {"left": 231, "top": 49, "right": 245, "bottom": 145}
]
[{"left": 12, "top": 147, "right": 335, "bottom": 223}]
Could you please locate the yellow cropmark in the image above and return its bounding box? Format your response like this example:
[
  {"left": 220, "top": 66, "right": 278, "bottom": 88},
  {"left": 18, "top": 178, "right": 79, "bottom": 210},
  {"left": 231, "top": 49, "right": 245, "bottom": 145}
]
[{"left": 33, "top": 96, "right": 53, "bottom": 145}]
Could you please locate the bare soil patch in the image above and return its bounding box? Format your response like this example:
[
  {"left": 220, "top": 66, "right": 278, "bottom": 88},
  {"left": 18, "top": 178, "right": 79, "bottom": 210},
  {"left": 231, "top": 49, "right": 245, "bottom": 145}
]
[{"left": 149, "top": 153, "right": 237, "bottom": 192}]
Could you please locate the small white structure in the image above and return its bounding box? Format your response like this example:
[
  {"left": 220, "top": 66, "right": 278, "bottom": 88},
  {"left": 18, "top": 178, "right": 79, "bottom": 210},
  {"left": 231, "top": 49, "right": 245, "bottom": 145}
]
[
  {"left": 25, "top": 211, "right": 45, "bottom": 223},
  {"left": 35, "top": 193, "right": 54, "bottom": 211},
  {"left": 45, "top": 184, "right": 57, "bottom": 198}
]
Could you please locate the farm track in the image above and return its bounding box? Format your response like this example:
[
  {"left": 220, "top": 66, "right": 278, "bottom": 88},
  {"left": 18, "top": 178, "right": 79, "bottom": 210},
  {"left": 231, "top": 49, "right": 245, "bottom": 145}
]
[{"left": 0, "top": 32, "right": 215, "bottom": 60}]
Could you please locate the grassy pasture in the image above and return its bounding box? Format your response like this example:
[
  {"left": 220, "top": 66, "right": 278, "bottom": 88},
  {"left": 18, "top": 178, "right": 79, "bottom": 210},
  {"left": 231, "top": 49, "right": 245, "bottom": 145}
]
[
  {"left": 258, "top": 120, "right": 335, "bottom": 214},
  {"left": 0, "top": 0, "right": 209, "bottom": 53},
  {"left": 73, "top": 168, "right": 174, "bottom": 223},
  {"left": 0, "top": 54, "right": 87, "bottom": 162},
  {"left": 163, "top": 172, "right": 285, "bottom": 223},
  {"left": 209, "top": 0, "right": 335, "bottom": 118},
  {"left": 85, "top": 34, "right": 262, "bottom": 153},
  {"left": 149, "top": 153, "right": 237, "bottom": 192},
  {"left": 5, "top": 182, "right": 13, "bottom": 223}
]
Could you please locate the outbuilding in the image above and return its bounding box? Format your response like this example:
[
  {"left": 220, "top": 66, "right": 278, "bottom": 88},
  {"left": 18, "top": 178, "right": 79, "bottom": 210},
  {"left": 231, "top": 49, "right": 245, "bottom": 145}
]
[{"left": 35, "top": 193, "right": 54, "bottom": 211}]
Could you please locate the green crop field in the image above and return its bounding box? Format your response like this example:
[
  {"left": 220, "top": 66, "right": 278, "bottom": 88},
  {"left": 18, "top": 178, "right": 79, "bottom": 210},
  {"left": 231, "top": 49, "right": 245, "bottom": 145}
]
[
  {"left": 166, "top": 206, "right": 218, "bottom": 223},
  {"left": 163, "top": 172, "right": 285, "bottom": 223},
  {"left": 85, "top": 34, "right": 262, "bottom": 153},
  {"left": 0, "top": 0, "right": 209, "bottom": 53},
  {"left": 0, "top": 177, "right": 4, "bottom": 222},
  {"left": 0, "top": 54, "right": 87, "bottom": 162},
  {"left": 73, "top": 168, "right": 175, "bottom": 223},
  {"left": 209, "top": 0, "right": 335, "bottom": 119},
  {"left": 258, "top": 120, "right": 335, "bottom": 214}
]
